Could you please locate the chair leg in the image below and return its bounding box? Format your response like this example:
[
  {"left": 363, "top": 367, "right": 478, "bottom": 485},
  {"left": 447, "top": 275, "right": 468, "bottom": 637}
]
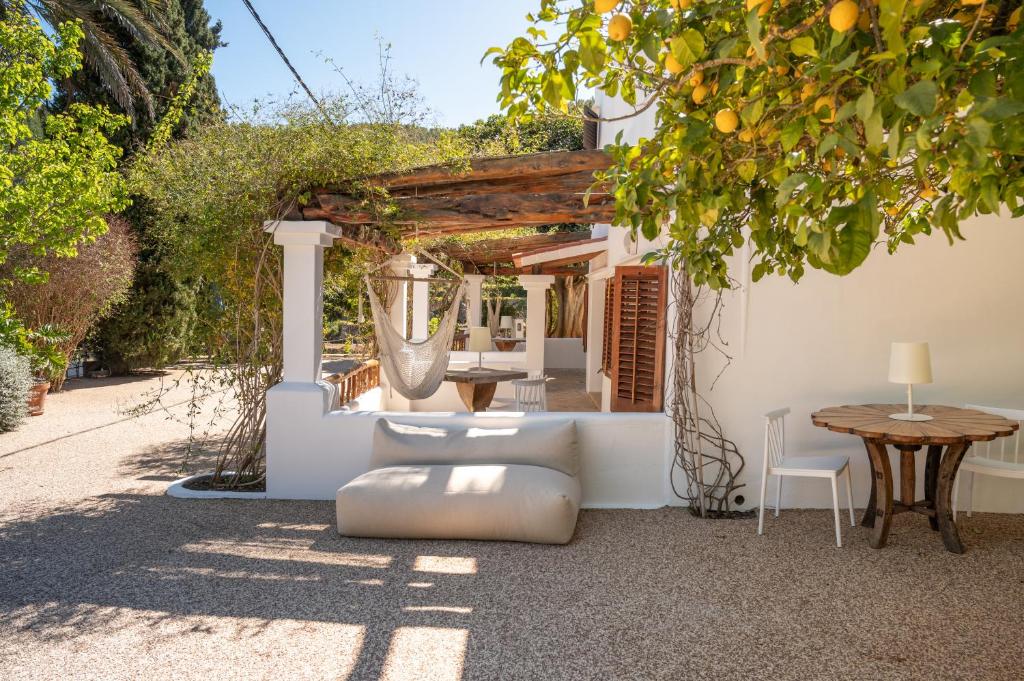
[
  {"left": 844, "top": 468, "right": 855, "bottom": 527},
  {"left": 774, "top": 476, "right": 783, "bottom": 517},
  {"left": 757, "top": 473, "right": 769, "bottom": 535},
  {"left": 831, "top": 475, "right": 842, "bottom": 548}
]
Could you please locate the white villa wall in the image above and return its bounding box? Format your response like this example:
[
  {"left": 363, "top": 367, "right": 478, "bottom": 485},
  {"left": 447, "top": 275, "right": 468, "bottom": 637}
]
[
  {"left": 266, "top": 381, "right": 671, "bottom": 506},
  {"left": 544, "top": 338, "right": 585, "bottom": 369},
  {"left": 699, "top": 213, "right": 1024, "bottom": 513},
  {"left": 592, "top": 91, "right": 1024, "bottom": 513}
]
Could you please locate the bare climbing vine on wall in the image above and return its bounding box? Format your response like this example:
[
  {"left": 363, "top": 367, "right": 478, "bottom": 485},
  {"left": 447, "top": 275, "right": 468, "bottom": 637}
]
[{"left": 667, "top": 266, "right": 748, "bottom": 518}]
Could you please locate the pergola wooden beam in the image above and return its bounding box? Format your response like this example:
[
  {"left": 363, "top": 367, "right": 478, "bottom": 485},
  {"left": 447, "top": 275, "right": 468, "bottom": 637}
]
[
  {"left": 512, "top": 236, "right": 608, "bottom": 268},
  {"left": 305, "top": 149, "right": 614, "bottom": 240},
  {"left": 438, "top": 230, "right": 596, "bottom": 266}
]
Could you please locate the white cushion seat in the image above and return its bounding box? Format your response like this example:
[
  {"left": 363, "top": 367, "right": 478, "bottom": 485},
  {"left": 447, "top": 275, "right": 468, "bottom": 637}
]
[
  {"left": 337, "top": 463, "right": 580, "bottom": 544},
  {"left": 336, "top": 418, "right": 582, "bottom": 544}
]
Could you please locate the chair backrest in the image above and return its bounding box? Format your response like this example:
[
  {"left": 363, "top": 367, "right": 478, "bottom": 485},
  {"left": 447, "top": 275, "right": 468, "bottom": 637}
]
[
  {"left": 514, "top": 377, "right": 547, "bottom": 412},
  {"left": 964, "top": 404, "right": 1024, "bottom": 464},
  {"left": 763, "top": 407, "right": 790, "bottom": 470}
]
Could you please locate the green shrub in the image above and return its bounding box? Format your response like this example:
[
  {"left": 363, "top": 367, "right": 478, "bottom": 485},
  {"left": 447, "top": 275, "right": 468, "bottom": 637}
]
[{"left": 0, "top": 346, "right": 32, "bottom": 433}]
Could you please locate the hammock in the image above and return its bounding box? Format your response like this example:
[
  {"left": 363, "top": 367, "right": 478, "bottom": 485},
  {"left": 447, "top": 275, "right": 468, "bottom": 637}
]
[{"left": 364, "top": 275, "right": 465, "bottom": 400}]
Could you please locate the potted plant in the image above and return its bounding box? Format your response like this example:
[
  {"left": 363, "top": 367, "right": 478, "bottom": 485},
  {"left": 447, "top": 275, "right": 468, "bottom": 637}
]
[{"left": 21, "top": 325, "right": 68, "bottom": 416}]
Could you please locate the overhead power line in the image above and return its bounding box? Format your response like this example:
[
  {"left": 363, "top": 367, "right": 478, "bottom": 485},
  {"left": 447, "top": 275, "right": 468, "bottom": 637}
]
[{"left": 240, "top": 0, "right": 335, "bottom": 124}]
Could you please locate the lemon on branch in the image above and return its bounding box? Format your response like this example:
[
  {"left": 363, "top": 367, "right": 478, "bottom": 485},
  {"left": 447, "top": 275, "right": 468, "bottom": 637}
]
[
  {"left": 829, "top": 1, "right": 860, "bottom": 32},
  {"left": 607, "top": 13, "right": 632, "bottom": 41},
  {"left": 746, "top": 0, "right": 773, "bottom": 18},
  {"left": 666, "top": 54, "right": 686, "bottom": 74},
  {"left": 715, "top": 109, "right": 739, "bottom": 133},
  {"left": 688, "top": 70, "right": 703, "bottom": 87},
  {"left": 692, "top": 84, "right": 709, "bottom": 104},
  {"left": 595, "top": 0, "right": 620, "bottom": 13},
  {"left": 813, "top": 95, "right": 836, "bottom": 123}
]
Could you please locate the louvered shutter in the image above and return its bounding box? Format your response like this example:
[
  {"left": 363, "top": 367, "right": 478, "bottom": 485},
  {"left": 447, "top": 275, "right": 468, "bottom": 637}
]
[
  {"left": 610, "top": 265, "right": 667, "bottom": 412},
  {"left": 600, "top": 277, "right": 616, "bottom": 376}
]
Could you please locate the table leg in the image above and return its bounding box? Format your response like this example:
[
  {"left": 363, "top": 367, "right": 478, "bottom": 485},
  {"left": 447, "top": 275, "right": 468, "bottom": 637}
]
[
  {"left": 864, "top": 439, "right": 894, "bottom": 549},
  {"left": 861, "top": 439, "right": 877, "bottom": 528},
  {"left": 898, "top": 447, "right": 917, "bottom": 506},
  {"left": 455, "top": 381, "right": 497, "bottom": 412},
  {"left": 924, "top": 445, "right": 942, "bottom": 531},
  {"left": 935, "top": 442, "right": 971, "bottom": 554}
]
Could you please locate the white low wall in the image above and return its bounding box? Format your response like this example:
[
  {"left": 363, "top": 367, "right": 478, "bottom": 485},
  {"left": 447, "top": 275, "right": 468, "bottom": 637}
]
[
  {"left": 545, "top": 337, "right": 586, "bottom": 369},
  {"left": 266, "top": 381, "right": 671, "bottom": 507}
]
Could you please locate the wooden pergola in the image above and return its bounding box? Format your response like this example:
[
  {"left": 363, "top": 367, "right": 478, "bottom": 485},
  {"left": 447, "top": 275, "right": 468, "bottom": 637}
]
[
  {"left": 440, "top": 230, "right": 606, "bottom": 276},
  {"left": 289, "top": 149, "right": 614, "bottom": 255}
]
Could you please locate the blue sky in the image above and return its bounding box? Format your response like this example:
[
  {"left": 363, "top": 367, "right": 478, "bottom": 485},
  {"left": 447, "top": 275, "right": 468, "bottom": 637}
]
[{"left": 205, "top": 0, "right": 540, "bottom": 127}]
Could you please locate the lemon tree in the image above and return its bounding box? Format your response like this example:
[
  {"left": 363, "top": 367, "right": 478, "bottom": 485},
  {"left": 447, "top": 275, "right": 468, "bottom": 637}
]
[{"left": 488, "top": 0, "right": 1024, "bottom": 287}]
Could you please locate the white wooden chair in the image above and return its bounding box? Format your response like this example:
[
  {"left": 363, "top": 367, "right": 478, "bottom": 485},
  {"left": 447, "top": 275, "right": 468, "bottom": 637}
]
[
  {"left": 757, "top": 408, "right": 855, "bottom": 547},
  {"left": 512, "top": 372, "right": 548, "bottom": 412},
  {"left": 952, "top": 404, "right": 1024, "bottom": 520}
]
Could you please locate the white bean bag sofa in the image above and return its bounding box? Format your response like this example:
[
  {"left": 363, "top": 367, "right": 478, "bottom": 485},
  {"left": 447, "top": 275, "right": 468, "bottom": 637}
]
[{"left": 336, "top": 418, "right": 581, "bottom": 544}]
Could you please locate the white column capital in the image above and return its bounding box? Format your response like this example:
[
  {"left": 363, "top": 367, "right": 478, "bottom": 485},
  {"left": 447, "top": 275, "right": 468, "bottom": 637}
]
[
  {"left": 518, "top": 274, "right": 555, "bottom": 290},
  {"left": 264, "top": 220, "right": 340, "bottom": 247},
  {"left": 389, "top": 253, "right": 416, "bottom": 276},
  {"left": 408, "top": 263, "right": 437, "bottom": 278}
]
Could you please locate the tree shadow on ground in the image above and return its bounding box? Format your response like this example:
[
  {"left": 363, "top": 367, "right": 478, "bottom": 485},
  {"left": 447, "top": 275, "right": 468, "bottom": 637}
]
[{"left": 2, "top": 489, "right": 1024, "bottom": 679}]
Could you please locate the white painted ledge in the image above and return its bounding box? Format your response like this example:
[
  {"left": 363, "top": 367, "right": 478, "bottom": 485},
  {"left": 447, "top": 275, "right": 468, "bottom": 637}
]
[{"left": 166, "top": 473, "right": 268, "bottom": 499}]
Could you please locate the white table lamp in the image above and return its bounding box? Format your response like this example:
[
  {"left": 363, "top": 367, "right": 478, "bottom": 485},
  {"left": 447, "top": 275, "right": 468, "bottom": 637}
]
[
  {"left": 468, "top": 326, "right": 491, "bottom": 369},
  {"left": 499, "top": 315, "right": 514, "bottom": 337},
  {"left": 888, "top": 342, "right": 933, "bottom": 421}
]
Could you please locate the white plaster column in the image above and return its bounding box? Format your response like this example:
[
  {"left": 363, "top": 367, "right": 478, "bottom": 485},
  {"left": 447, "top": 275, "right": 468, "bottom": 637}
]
[
  {"left": 265, "top": 220, "right": 339, "bottom": 383},
  {"left": 388, "top": 254, "right": 416, "bottom": 339},
  {"left": 585, "top": 275, "right": 606, "bottom": 393},
  {"left": 518, "top": 274, "right": 555, "bottom": 375},
  {"left": 409, "top": 263, "right": 436, "bottom": 341},
  {"left": 464, "top": 273, "right": 486, "bottom": 327}
]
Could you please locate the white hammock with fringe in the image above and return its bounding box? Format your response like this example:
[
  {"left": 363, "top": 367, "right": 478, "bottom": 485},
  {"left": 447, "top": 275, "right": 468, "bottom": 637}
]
[{"left": 364, "top": 275, "right": 465, "bottom": 400}]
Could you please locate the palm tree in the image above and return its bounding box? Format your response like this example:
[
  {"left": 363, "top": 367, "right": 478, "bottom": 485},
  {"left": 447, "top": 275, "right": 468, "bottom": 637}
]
[{"left": 1, "top": 0, "right": 180, "bottom": 120}]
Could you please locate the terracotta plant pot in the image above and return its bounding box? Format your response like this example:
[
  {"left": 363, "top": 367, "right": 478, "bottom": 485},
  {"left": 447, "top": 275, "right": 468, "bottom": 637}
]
[{"left": 27, "top": 381, "right": 50, "bottom": 417}]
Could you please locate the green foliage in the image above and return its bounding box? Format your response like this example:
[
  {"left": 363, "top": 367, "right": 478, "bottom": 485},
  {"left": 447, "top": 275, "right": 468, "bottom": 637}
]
[
  {"left": 0, "top": 10, "right": 128, "bottom": 280},
  {"left": 456, "top": 107, "right": 584, "bottom": 155},
  {"left": 0, "top": 305, "right": 67, "bottom": 380},
  {"left": 6, "top": 0, "right": 185, "bottom": 121},
  {"left": 0, "top": 344, "right": 32, "bottom": 433},
  {"left": 489, "top": 0, "right": 1024, "bottom": 288},
  {"left": 56, "top": 0, "right": 224, "bottom": 146}
]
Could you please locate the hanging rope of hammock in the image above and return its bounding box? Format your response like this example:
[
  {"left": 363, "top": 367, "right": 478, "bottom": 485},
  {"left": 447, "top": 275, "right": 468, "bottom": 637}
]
[{"left": 364, "top": 274, "right": 465, "bottom": 400}]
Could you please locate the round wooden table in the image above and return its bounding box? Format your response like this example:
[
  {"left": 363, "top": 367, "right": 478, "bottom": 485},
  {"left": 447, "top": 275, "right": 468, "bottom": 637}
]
[
  {"left": 811, "top": 404, "right": 1019, "bottom": 553},
  {"left": 492, "top": 338, "right": 525, "bottom": 352},
  {"left": 444, "top": 368, "right": 528, "bottom": 412}
]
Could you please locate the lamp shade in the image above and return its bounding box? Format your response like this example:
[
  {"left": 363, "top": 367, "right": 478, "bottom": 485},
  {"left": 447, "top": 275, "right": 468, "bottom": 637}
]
[
  {"left": 468, "top": 326, "right": 491, "bottom": 353},
  {"left": 888, "top": 342, "right": 932, "bottom": 385},
  {"left": 499, "top": 315, "right": 514, "bottom": 330}
]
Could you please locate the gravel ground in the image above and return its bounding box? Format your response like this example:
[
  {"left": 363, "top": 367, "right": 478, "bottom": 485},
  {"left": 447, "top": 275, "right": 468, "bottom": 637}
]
[{"left": 2, "top": 372, "right": 1024, "bottom": 680}]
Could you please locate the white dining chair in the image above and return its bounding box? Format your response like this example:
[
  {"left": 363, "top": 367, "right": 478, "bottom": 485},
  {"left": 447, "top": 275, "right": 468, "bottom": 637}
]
[
  {"left": 757, "top": 408, "right": 856, "bottom": 547},
  {"left": 512, "top": 372, "right": 548, "bottom": 412},
  {"left": 952, "top": 404, "right": 1024, "bottom": 520}
]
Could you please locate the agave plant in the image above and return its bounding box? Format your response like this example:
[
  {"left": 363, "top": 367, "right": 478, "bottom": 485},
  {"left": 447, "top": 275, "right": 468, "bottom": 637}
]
[{"left": 1, "top": 0, "right": 179, "bottom": 120}]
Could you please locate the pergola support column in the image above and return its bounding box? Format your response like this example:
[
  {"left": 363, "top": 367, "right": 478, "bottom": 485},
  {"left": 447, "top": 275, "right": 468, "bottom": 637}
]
[
  {"left": 265, "top": 220, "right": 339, "bottom": 383},
  {"left": 464, "top": 274, "right": 485, "bottom": 327},
  {"left": 518, "top": 274, "right": 554, "bottom": 375},
  {"left": 388, "top": 254, "right": 416, "bottom": 339},
  {"left": 409, "top": 263, "right": 436, "bottom": 341}
]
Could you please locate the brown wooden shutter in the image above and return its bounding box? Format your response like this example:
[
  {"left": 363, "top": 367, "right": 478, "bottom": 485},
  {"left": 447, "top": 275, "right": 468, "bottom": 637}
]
[
  {"left": 600, "top": 277, "right": 616, "bottom": 376},
  {"left": 610, "top": 265, "right": 667, "bottom": 412}
]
